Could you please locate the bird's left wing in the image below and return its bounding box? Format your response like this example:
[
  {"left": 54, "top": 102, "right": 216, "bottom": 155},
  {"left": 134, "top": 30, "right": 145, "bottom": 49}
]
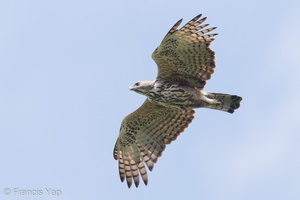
[
  {"left": 152, "top": 14, "right": 217, "bottom": 89},
  {"left": 113, "top": 99, "right": 195, "bottom": 188}
]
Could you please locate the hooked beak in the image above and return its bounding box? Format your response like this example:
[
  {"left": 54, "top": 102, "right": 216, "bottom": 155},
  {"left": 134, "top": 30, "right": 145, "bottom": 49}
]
[{"left": 129, "top": 86, "right": 135, "bottom": 91}]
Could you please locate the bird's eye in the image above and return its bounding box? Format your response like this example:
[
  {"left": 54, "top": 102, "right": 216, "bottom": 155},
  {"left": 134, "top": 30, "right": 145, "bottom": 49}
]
[{"left": 134, "top": 82, "right": 140, "bottom": 86}]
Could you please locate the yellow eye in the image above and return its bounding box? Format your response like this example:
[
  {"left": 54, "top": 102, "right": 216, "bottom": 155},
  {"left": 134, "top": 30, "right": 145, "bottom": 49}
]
[{"left": 134, "top": 82, "right": 140, "bottom": 86}]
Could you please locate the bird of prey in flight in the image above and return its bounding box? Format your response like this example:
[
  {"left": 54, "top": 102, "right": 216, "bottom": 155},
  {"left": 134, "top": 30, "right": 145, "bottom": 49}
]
[{"left": 113, "top": 13, "right": 242, "bottom": 188}]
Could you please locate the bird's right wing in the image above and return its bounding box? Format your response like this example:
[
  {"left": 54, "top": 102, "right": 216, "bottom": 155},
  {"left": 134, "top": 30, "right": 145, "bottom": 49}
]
[{"left": 113, "top": 99, "right": 195, "bottom": 188}]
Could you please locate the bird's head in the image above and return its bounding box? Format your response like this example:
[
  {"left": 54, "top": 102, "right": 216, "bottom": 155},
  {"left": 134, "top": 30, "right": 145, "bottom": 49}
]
[{"left": 130, "top": 81, "right": 154, "bottom": 95}]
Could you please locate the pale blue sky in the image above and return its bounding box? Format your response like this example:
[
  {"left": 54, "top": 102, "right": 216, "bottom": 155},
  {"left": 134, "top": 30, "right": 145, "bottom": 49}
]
[{"left": 1, "top": 0, "right": 300, "bottom": 199}]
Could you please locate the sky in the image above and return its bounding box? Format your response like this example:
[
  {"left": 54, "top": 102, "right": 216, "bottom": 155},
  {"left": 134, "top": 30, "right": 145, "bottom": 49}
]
[{"left": 0, "top": 0, "right": 300, "bottom": 199}]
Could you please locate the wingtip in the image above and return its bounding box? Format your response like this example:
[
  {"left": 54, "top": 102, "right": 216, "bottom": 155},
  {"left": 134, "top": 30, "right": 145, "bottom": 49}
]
[
  {"left": 126, "top": 180, "right": 132, "bottom": 188},
  {"left": 175, "top": 18, "right": 183, "bottom": 27},
  {"left": 134, "top": 180, "right": 140, "bottom": 188},
  {"left": 143, "top": 179, "right": 148, "bottom": 186},
  {"left": 195, "top": 13, "right": 202, "bottom": 20},
  {"left": 120, "top": 173, "right": 125, "bottom": 182}
]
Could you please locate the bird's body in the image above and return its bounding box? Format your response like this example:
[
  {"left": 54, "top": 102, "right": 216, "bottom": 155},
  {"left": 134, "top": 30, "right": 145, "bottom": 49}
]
[
  {"left": 113, "top": 13, "right": 242, "bottom": 188},
  {"left": 131, "top": 80, "right": 240, "bottom": 112}
]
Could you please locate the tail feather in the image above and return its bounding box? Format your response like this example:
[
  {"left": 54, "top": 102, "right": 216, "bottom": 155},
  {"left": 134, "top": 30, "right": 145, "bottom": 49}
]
[{"left": 203, "top": 92, "right": 242, "bottom": 113}]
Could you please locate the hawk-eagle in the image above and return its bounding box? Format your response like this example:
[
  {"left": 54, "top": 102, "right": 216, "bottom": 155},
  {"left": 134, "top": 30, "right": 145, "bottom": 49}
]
[{"left": 113, "top": 13, "right": 242, "bottom": 188}]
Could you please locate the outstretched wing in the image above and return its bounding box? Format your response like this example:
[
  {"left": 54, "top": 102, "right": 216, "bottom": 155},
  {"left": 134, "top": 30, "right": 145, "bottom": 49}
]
[
  {"left": 152, "top": 14, "right": 217, "bottom": 89},
  {"left": 113, "top": 99, "right": 195, "bottom": 188}
]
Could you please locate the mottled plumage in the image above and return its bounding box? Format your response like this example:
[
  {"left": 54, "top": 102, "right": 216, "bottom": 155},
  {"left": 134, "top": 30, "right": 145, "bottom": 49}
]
[{"left": 113, "top": 14, "right": 242, "bottom": 188}]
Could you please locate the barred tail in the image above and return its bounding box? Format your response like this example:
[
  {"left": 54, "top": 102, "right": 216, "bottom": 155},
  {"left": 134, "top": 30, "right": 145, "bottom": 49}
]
[{"left": 203, "top": 92, "right": 242, "bottom": 113}]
